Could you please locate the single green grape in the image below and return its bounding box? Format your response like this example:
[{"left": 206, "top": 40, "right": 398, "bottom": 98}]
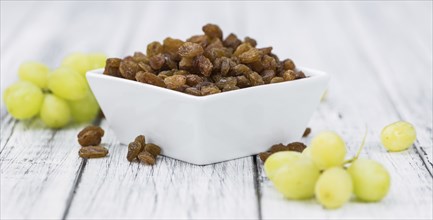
[
  {"left": 381, "top": 121, "right": 416, "bottom": 152},
  {"left": 315, "top": 167, "right": 353, "bottom": 209},
  {"left": 68, "top": 91, "right": 99, "bottom": 123},
  {"left": 18, "top": 61, "right": 50, "bottom": 88},
  {"left": 40, "top": 94, "right": 71, "bottom": 128},
  {"left": 47, "top": 67, "right": 88, "bottom": 100},
  {"left": 272, "top": 157, "right": 320, "bottom": 200},
  {"left": 61, "top": 52, "right": 92, "bottom": 76},
  {"left": 3, "top": 81, "right": 44, "bottom": 119},
  {"left": 302, "top": 146, "right": 312, "bottom": 158},
  {"left": 348, "top": 158, "right": 390, "bottom": 202},
  {"left": 88, "top": 53, "right": 107, "bottom": 69},
  {"left": 310, "top": 131, "right": 347, "bottom": 170},
  {"left": 264, "top": 151, "right": 301, "bottom": 180}
]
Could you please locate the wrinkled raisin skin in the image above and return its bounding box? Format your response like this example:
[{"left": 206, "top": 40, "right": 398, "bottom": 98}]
[
  {"left": 77, "top": 126, "right": 104, "bottom": 147},
  {"left": 79, "top": 145, "right": 109, "bottom": 159}
]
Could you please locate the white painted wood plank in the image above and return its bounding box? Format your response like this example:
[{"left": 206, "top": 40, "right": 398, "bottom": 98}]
[
  {"left": 66, "top": 120, "right": 259, "bottom": 219},
  {"left": 255, "top": 3, "right": 432, "bottom": 219},
  {"left": 344, "top": 2, "right": 433, "bottom": 172},
  {"left": 1, "top": 2, "right": 139, "bottom": 219}
]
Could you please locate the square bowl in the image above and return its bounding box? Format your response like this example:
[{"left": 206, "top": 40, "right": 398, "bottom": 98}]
[{"left": 87, "top": 67, "right": 330, "bottom": 165}]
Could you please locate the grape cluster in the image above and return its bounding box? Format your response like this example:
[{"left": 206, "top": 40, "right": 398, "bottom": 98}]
[
  {"left": 3, "top": 53, "right": 106, "bottom": 128},
  {"left": 264, "top": 131, "right": 391, "bottom": 209}
]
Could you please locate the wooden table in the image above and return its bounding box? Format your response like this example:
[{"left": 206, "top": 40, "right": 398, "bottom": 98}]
[{"left": 1, "top": 1, "right": 432, "bottom": 219}]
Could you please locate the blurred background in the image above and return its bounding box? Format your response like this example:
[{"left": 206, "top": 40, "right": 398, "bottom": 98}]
[{"left": 2, "top": 1, "right": 431, "bottom": 98}]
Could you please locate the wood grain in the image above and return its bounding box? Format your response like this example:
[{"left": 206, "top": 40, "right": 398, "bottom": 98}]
[
  {"left": 66, "top": 121, "right": 259, "bottom": 219},
  {"left": 256, "top": 3, "right": 433, "bottom": 219}
]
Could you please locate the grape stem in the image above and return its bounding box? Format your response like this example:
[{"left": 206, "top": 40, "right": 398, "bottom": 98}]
[{"left": 342, "top": 126, "right": 368, "bottom": 165}]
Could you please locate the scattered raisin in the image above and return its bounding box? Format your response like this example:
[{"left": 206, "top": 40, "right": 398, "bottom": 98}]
[
  {"left": 145, "top": 143, "right": 162, "bottom": 157},
  {"left": 287, "top": 142, "right": 307, "bottom": 152},
  {"left": 303, "top": 128, "right": 311, "bottom": 137},
  {"left": 137, "top": 151, "right": 156, "bottom": 165},
  {"left": 79, "top": 145, "right": 109, "bottom": 159},
  {"left": 127, "top": 141, "right": 142, "bottom": 162},
  {"left": 77, "top": 126, "right": 105, "bottom": 147},
  {"left": 259, "top": 151, "right": 272, "bottom": 162},
  {"left": 269, "top": 143, "right": 288, "bottom": 153}
]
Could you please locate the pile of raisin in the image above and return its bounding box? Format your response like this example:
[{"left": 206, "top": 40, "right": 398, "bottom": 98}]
[
  {"left": 127, "top": 135, "right": 162, "bottom": 165},
  {"left": 77, "top": 125, "right": 109, "bottom": 159},
  {"left": 103, "top": 23, "right": 306, "bottom": 96}
]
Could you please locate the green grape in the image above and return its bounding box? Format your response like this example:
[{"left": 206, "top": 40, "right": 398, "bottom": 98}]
[
  {"left": 348, "top": 158, "right": 390, "bottom": 202},
  {"left": 381, "top": 121, "right": 416, "bottom": 152},
  {"left": 88, "top": 53, "right": 107, "bottom": 69},
  {"left": 18, "top": 61, "right": 50, "bottom": 88},
  {"left": 272, "top": 157, "right": 320, "bottom": 200},
  {"left": 302, "top": 146, "right": 312, "bottom": 158},
  {"left": 40, "top": 94, "right": 71, "bottom": 128},
  {"left": 3, "top": 81, "right": 44, "bottom": 119},
  {"left": 68, "top": 92, "right": 100, "bottom": 123},
  {"left": 264, "top": 151, "right": 301, "bottom": 180},
  {"left": 61, "top": 52, "right": 92, "bottom": 76},
  {"left": 310, "top": 131, "right": 347, "bottom": 170},
  {"left": 47, "top": 67, "right": 88, "bottom": 100},
  {"left": 315, "top": 167, "right": 353, "bottom": 209}
]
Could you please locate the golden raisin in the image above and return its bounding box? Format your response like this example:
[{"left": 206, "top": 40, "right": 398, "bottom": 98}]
[
  {"left": 79, "top": 145, "right": 109, "bottom": 159},
  {"left": 164, "top": 75, "right": 187, "bottom": 90},
  {"left": 202, "top": 23, "right": 223, "bottom": 39},
  {"left": 136, "top": 71, "right": 167, "bottom": 88},
  {"left": 178, "top": 42, "right": 204, "bottom": 58},
  {"left": 137, "top": 151, "right": 156, "bottom": 165},
  {"left": 77, "top": 126, "right": 105, "bottom": 147}
]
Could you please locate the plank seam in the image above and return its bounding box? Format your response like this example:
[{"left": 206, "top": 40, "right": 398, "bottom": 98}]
[
  {"left": 61, "top": 159, "right": 87, "bottom": 220},
  {"left": 252, "top": 156, "right": 262, "bottom": 220}
]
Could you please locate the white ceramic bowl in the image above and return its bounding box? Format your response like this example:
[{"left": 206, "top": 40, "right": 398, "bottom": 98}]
[{"left": 87, "top": 67, "right": 329, "bottom": 165}]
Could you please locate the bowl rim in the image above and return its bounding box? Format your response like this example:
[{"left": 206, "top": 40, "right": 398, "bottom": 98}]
[{"left": 86, "top": 67, "right": 329, "bottom": 100}]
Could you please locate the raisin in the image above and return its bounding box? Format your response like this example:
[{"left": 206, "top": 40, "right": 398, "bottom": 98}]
[
  {"left": 147, "top": 41, "right": 163, "bottom": 57},
  {"left": 270, "top": 77, "right": 284, "bottom": 84},
  {"left": 164, "top": 54, "right": 178, "bottom": 70},
  {"left": 244, "top": 37, "right": 257, "bottom": 47},
  {"left": 287, "top": 142, "right": 307, "bottom": 153},
  {"left": 136, "top": 71, "right": 167, "bottom": 88},
  {"left": 248, "top": 61, "right": 264, "bottom": 73},
  {"left": 261, "top": 70, "right": 276, "bottom": 84},
  {"left": 269, "top": 143, "right": 288, "bottom": 153},
  {"left": 216, "top": 77, "right": 237, "bottom": 89},
  {"left": 179, "top": 57, "right": 193, "bottom": 70},
  {"left": 138, "top": 62, "right": 154, "bottom": 73},
  {"left": 282, "top": 70, "right": 296, "bottom": 81},
  {"left": 204, "top": 47, "right": 228, "bottom": 62},
  {"left": 135, "top": 135, "right": 146, "bottom": 148},
  {"left": 239, "top": 48, "right": 261, "bottom": 63},
  {"left": 173, "top": 70, "right": 189, "bottom": 75},
  {"left": 145, "top": 143, "right": 161, "bottom": 157},
  {"left": 187, "top": 35, "right": 209, "bottom": 48},
  {"left": 295, "top": 70, "right": 306, "bottom": 79},
  {"left": 201, "top": 84, "right": 221, "bottom": 95},
  {"left": 133, "top": 52, "right": 147, "bottom": 63},
  {"left": 236, "top": 75, "right": 251, "bottom": 88},
  {"left": 282, "top": 59, "right": 296, "bottom": 70},
  {"left": 261, "top": 55, "right": 277, "bottom": 71},
  {"left": 185, "top": 74, "right": 204, "bottom": 87},
  {"left": 79, "top": 145, "right": 109, "bottom": 159},
  {"left": 258, "top": 47, "right": 273, "bottom": 55},
  {"left": 178, "top": 42, "right": 204, "bottom": 58},
  {"left": 232, "top": 64, "right": 252, "bottom": 76},
  {"left": 164, "top": 75, "right": 187, "bottom": 90},
  {"left": 185, "top": 87, "right": 202, "bottom": 96},
  {"left": 119, "top": 59, "right": 140, "bottom": 80},
  {"left": 303, "top": 128, "right": 311, "bottom": 137},
  {"left": 163, "top": 37, "right": 184, "bottom": 54},
  {"left": 103, "top": 58, "right": 123, "bottom": 78},
  {"left": 220, "top": 57, "right": 232, "bottom": 76},
  {"left": 233, "top": 43, "right": 253, "bottom": 57},
  {"left": 259, "top": 151, "right": 272, "bottom": 162},
  {"left": 195, "top": 81, "right": 213, "bottom": 90},
  {"left": 223, "top": 33, "right": 242, "bottom": 49},
  {"left": 77, "top": 125, "right": 104, "bottom": 147},
  {"left": 137, "top": 151, "right": 156, "bottom": 165},
  {"left": 194, "top": 55, "right": 213, "bottom": 77},
  {"left": 222, "top": 85, "right": 240, "bottom": 92},
  {"left": 246, "top": 72, "right": 264, "bottom": 86},
  {"left": 202, "top": 23, "right": 223, "bottom": 39},
  {"left": 149, "top": 54, "right": 165, "bottom": 70},
  {"left": 129, "top": 141, "right": 145, "bottom": 161}
]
